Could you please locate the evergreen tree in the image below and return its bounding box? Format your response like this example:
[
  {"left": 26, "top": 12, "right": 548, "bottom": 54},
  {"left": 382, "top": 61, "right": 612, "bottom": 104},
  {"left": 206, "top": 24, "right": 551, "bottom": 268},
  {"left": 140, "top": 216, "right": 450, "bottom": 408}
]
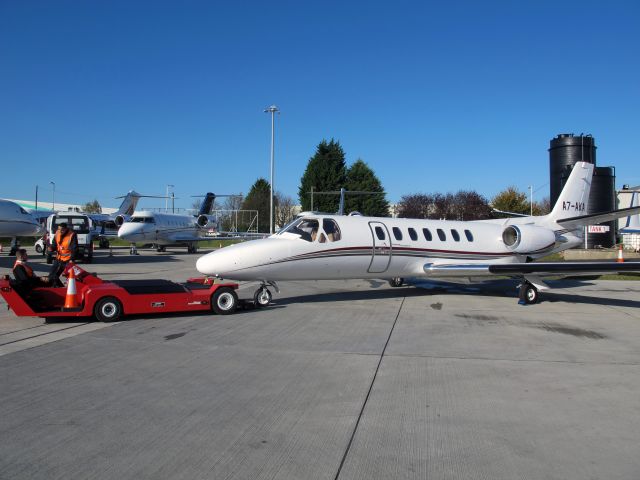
[
  {"left": 83, "top": 199, "right": 102, "bottom": 214},
  {"left": 491, "top": 187, "right": 530, "bottom": 215},
  {"left": 241, "top": 178, "right": 274, "bottom": 233},
  {"left": 298, "top": 139, "right": 347, "bottom": 212},
  {"left": 344, "top": 159, "right": 389, "bottom": 216}
]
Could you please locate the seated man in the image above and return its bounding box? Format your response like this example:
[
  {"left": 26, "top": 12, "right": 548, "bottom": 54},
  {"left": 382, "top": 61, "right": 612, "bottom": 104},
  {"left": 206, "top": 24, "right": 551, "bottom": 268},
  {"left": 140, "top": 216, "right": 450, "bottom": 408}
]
[{"left": 13, "top": 249, "right": 49, "bottom": 292}]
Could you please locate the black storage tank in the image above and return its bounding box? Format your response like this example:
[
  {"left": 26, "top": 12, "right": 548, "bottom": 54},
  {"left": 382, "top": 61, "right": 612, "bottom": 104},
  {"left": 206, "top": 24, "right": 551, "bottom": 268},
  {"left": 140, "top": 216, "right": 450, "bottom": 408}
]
[
  {"left": 549, "top": 134, "right": 596, "bottom": 209},
  {"left": 559, "top": 165, "right": 616, "bottom": 248}
]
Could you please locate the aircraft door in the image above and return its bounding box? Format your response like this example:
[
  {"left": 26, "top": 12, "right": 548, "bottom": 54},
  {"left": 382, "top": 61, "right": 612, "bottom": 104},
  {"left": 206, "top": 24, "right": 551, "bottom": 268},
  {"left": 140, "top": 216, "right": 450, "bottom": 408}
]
[{"left": 368, "top": 221, "right": 392, "bottom": 273}]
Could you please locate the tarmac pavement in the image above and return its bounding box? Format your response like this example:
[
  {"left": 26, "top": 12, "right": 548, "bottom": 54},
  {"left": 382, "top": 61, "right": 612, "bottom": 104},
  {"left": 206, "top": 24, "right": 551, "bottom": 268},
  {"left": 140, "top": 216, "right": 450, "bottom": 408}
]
[{"left": 1, "top": 246, "right": 639, "bottom": 479}]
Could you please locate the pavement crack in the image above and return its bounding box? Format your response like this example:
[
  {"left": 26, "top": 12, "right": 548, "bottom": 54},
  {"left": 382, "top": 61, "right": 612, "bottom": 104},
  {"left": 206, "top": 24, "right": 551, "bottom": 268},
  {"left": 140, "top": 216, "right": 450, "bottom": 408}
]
[{"left": 334, "top": 296, "right": 406, "bottom": 480}]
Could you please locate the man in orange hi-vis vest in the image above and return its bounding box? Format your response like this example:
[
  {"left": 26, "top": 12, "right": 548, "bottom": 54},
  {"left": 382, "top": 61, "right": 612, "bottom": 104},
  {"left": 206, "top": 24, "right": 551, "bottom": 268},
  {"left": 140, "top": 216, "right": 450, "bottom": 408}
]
[{"left": 48, "top": 222, "right": 78, "bottom": 287}]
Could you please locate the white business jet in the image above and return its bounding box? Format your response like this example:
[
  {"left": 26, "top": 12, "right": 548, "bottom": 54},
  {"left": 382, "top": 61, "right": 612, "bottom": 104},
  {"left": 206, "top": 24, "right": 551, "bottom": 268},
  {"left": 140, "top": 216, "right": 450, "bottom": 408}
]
[
  {"left": 118, "top": 193, "right": 221, "bottom": 253},
  {"left": 196, "top": 162, "right": 640, "bottom": 305},
  {"left": 0, "top": 199, "right": 43, "bottom": 254},
  {"left": 620, "top": 191, "right": 640, "bottom": 234}
]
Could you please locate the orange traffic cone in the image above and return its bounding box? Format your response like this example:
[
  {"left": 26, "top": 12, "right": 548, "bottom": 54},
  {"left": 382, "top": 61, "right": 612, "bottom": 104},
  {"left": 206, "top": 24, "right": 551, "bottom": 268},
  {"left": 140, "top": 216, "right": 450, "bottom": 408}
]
[
  {"left": 617, "top": 244, "right": 625, "bottom": 263},
  {"left": 64, "top": 266, "right": 80, "bottom": 309}
]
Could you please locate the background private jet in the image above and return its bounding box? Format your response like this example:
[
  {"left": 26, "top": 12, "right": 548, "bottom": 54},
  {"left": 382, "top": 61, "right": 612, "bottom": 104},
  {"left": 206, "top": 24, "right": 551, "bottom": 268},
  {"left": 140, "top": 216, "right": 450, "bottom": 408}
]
[
  {"left": 0, "top": 199, "right": 43, "bottom": 255},
  {"left": 118, "top": 192, "right": 221, "bottom": 253},
  {"left": 196, "top": 162, "right": 640, "bottom": 305}
]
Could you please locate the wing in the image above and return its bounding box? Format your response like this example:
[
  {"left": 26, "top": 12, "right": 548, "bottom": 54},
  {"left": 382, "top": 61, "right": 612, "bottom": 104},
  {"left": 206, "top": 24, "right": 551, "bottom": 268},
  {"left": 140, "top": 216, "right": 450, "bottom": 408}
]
[{"left": 424, "top": 261, "right": 640, "bottom": 278}]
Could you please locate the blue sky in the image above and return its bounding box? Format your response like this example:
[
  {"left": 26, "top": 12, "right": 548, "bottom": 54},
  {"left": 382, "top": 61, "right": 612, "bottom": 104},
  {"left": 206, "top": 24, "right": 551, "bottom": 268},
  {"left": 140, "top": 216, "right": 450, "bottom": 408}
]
[{"left": 1, "top": 0, "right": 638, "bottom": 210}]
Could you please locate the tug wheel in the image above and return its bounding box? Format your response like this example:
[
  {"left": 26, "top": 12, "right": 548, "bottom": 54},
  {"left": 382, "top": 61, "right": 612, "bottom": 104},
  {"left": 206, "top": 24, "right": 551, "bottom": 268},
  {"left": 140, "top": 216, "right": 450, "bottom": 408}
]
[
  {"left": 212, "top": 287, "right": 238, "bottom": 315},
  {"left": 94, "top": 297, "right": 123, "bottom": 322}
]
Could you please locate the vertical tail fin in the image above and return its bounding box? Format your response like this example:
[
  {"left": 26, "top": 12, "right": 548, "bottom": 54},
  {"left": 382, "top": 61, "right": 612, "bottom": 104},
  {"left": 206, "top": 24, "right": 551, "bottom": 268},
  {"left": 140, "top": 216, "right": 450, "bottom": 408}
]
[
  {"left": 199, "top": 193, "right": 216, "bottom": 216},
  {"left": 621, "top": 192, "right": 640, "bottom": 232},
  {"left": 547, "top": 162, "right": 593, "bottom": 222},
  {"left": 116, "top": 191, "right": 141, "bottom": 216}
]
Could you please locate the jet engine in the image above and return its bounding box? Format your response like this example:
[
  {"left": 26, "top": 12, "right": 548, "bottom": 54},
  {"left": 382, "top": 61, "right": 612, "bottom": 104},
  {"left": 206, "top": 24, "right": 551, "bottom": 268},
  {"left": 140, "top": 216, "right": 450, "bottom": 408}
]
[
  {"left": 115, "top": 215, "right": 127, "bottom": 227},
  {"left": 197, "top": 214, "right": 217, "bottom": 228},
  {"left": 501, "top": 225, "right": 556, "bottom": 254}
]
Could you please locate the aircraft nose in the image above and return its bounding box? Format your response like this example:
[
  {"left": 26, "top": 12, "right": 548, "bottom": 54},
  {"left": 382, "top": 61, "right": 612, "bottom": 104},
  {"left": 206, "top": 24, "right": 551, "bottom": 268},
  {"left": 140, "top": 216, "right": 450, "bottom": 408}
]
[
  {"left": 118, "top": 223, "right": 144, "bottom": 241},
  {"left": 196, "top": 251, "right": 225, "bottom": 275}
]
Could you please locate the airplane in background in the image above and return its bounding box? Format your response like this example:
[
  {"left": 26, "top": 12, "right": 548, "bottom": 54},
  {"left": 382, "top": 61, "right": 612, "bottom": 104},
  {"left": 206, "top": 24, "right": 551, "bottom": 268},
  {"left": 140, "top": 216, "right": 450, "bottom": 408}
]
[
  {"left": 620, "top": 191, "right": 640, "bottom": 234},
  {"left": 118, "top": 192, "right": 223, "bottom": 253},
  {"left": 89, "top": 191, "right": 143, "bottom": 247},
  {"left": 0, "top": 199, "right": 43, "bottom": 255},
  {"left": 196, "top": 162, "right": 640, "bottom": 306}
]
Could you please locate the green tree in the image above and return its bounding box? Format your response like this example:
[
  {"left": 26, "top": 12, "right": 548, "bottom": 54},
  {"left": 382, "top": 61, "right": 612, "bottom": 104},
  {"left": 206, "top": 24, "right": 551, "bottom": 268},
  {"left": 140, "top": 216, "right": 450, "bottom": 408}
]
[
  {"left": 241, "top": 178, "right": 273, "bottom": 233},
  {"left": 83, "top": 199, "right": 102, "bottom": 214},
  {"left": 344, "top": 159, "right": 390, "bottom": 216},
  {"left": 299, "top": 139, "right": 347, "bottom": 212},
  {"left": 491, "top": 187, "right": 529, "bottom": 215}
]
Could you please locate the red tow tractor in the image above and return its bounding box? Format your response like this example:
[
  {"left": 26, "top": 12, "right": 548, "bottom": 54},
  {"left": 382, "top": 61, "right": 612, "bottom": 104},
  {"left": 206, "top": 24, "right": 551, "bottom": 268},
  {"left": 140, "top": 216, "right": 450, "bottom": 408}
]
[{"left": 1, "top": 264, "right": 240, "bottom": 322}]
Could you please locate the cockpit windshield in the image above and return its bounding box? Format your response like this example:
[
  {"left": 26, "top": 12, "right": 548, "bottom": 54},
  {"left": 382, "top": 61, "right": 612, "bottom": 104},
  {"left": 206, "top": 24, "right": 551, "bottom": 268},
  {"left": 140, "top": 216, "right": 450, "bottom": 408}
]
[
  {"left": 277, "top": 217, "right": 341, "bottom": 243},
  {"left": 130, "top": 217, "right": 155, "bottom": 224}
]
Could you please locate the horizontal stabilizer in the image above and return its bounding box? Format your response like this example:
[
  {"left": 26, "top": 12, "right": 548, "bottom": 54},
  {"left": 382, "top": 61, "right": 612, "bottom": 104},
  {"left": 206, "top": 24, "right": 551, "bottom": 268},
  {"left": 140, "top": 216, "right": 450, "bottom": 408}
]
[{"left": 556, "top": 206, "right": 640, "bottom": 230}]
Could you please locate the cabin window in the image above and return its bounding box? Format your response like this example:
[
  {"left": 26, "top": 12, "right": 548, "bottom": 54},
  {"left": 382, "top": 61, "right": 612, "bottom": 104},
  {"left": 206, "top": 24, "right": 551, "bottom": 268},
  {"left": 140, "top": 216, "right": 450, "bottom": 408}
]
[
  {"left": 437, "top": 228, "right": 446, "bottom": 241},
  {"left": 323, "top": 219, "right": 342, "bottom": 242},
  {"left": 375, "top": 226, "right": 386, "bottom": 240},
  {"left": 451, "top": 229, "right": 460, "bottom": 242},
  {"left": 464, "top": 229, "right": 474, "bottom": 241},
  {"left": 422, "top": 228, "right": 432, "bottom": 241},
  {"left": 408, "top": 228, "right": 418, "bottom": 241},
  {"left": 392, "top": 227, "right": 403, "bottom": 241}
]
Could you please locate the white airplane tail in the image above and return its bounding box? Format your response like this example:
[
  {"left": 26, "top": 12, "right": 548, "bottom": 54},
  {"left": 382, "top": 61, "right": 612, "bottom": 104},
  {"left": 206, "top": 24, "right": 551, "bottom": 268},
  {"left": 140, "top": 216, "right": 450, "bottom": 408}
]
[
  {"left": 545, "top": 162, "right": 593, "bottom": 224},
  {"left": 116, "top": 191, "right": 141, "bottom": 216},
  {"left": 620, "top": 192, "right": 640, "bottom": 232}
]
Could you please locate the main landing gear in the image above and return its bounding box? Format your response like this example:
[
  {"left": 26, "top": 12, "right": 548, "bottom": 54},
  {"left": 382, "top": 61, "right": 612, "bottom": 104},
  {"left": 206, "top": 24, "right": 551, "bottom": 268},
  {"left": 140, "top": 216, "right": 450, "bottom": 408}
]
[
  {"left": 253, "top": 281, "right": 279, "bottom": 308},
  {"left": 518, "top": 281, "right": 539, "bottom": 305}
]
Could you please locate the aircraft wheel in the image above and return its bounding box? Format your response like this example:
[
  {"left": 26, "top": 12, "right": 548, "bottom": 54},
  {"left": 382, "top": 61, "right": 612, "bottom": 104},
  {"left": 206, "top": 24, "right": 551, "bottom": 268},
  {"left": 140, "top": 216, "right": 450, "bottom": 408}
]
[
  {"left": 254, "top": 287, "right": 272, "bottom": 307},
  {"left": 519, "top": 283, "right": 539, "bottom": 305},
  {"left": 389, "top": 277, "right": 404, "bottom": 288},
  {"left": 212, "top": 287, "right": 238, "bottom": 315},
  {"left": 94, "top": 297, "right": 123, "bottom": 322},
  {"left": 157, "top": 245, "right": 166, "bottom": 252}
]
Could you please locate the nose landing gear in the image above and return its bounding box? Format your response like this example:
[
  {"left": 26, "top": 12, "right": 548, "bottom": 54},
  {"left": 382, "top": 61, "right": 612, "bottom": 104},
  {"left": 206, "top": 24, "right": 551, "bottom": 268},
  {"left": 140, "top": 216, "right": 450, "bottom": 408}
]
[{"left": 253, "top": 281, "right": 279, "bottom": 308}]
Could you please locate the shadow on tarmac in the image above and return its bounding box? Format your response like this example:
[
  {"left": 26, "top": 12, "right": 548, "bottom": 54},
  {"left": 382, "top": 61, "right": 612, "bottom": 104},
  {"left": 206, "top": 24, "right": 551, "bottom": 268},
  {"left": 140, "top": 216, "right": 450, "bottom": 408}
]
[{"left": 275, "top": 279, "right": 640, "bottom": 309}]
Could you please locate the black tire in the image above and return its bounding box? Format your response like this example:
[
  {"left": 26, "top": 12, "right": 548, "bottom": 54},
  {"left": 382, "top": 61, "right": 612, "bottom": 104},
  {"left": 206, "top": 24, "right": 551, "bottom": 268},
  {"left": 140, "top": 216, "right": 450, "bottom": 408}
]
[
  {"left": 94, "top": 297, "right": 123, "bottom": 322},
  {"left": 520, "top": 283, "right": 539, "bottom": 305},
  {"left": 389, "top": 277, "right": 404, "bottom": 288},
  {"left": 253, "top": 287, "right": 272, "bottom": 307},
  {"left": 46, "top": 254, "right": 53, "bottom": 265},
  {"left": 35, "top": 244, "right": 43, "bottom": 254},
  {"left": 211, "top": 287, "right": 238, "bottom": 315}
]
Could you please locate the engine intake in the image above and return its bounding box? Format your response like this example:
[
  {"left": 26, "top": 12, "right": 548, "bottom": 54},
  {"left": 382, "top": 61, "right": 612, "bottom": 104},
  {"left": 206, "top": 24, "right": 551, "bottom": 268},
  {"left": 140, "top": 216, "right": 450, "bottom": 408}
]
[
  {"left": 197, "top": 214, "right": 216, "bottom": 228},
  {"left": 502, "top": 225, "right": 556, "bottom": 254},
  {"left": 115, "top": 215, "right": 126, "bottom": 227}
]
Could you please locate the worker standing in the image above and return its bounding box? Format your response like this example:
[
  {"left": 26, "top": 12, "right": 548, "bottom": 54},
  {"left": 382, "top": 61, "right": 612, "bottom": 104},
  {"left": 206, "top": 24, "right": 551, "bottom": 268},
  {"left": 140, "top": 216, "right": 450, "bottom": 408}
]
[{"left": 48, "top": 222, "right": 78, "bottom": 287}]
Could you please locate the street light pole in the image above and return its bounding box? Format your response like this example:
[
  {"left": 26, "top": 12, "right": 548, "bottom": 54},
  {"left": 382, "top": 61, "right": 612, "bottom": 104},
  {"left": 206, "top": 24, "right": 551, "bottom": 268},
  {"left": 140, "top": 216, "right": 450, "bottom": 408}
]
[
  {"left": 264, "top": 105, "right": 279, "bottom": 234},
  {"left": 50, "top": 181, "right": 55, "bottom": 211},
  {"left": 529, "top": 185, "right": 533, "bottom": 216}
]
